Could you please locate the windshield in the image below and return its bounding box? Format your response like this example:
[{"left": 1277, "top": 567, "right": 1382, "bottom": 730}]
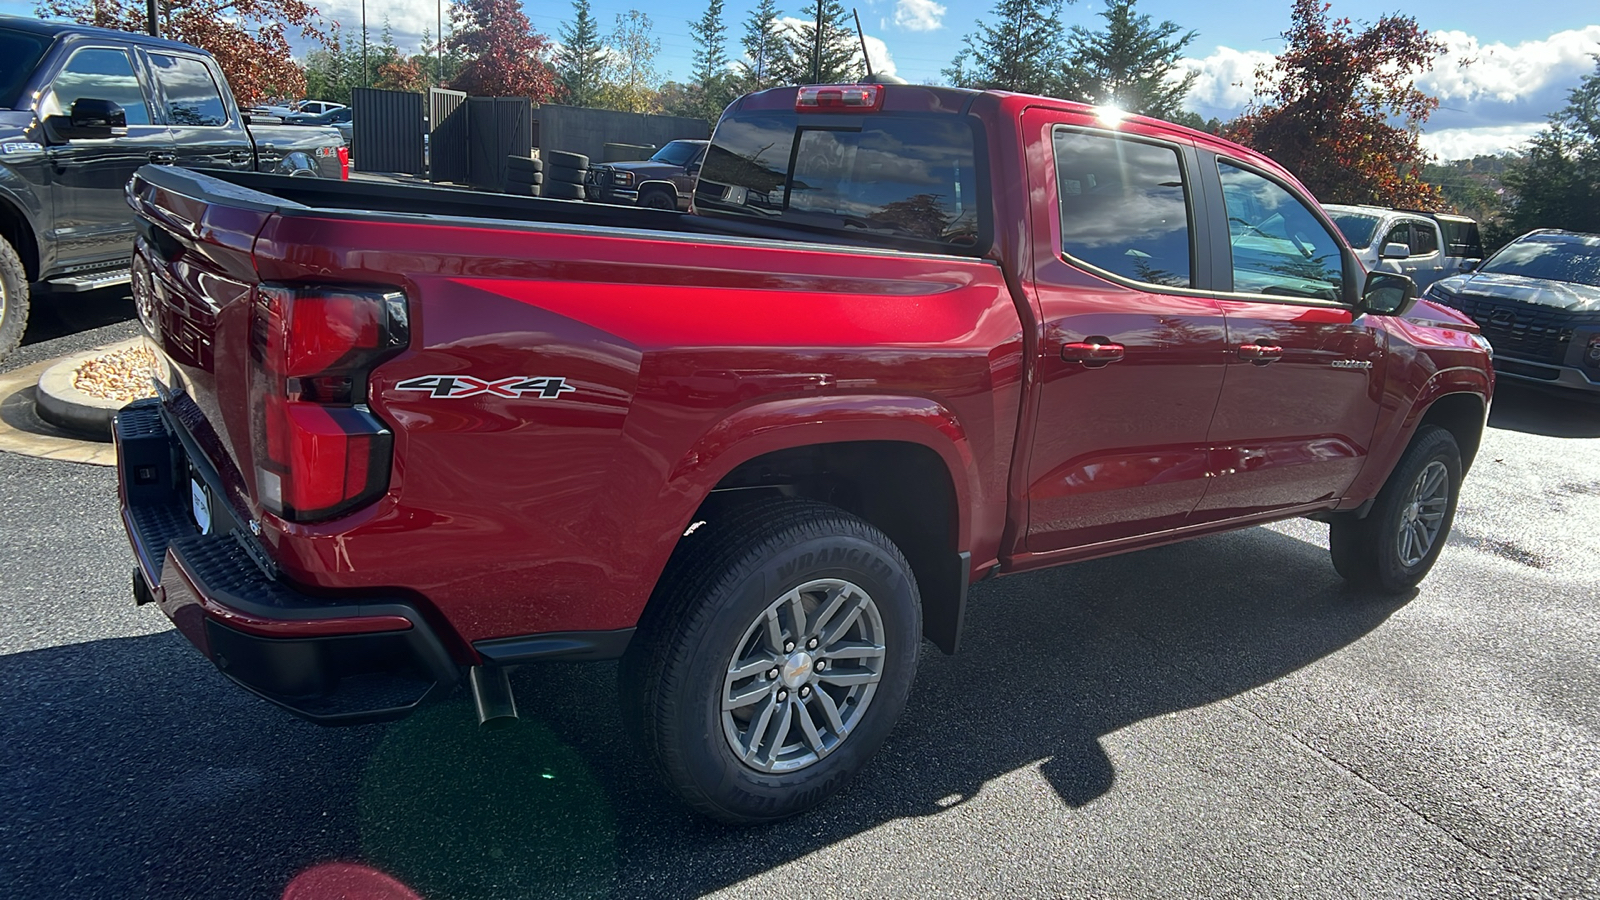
[
  {"left": 1328, "top": 211, "right": 1380, "bottom": 249},
  {"left": 696, "top": 111, "right": 983, "bottom": 248},
  {"left": 1479, "top": 233, "right": 1600, "bottom": 288},
  {"left": 651, "top": 141, "right": 701, "bottom": 166},
  {"left": 0, "top": 28, "right": 51, "bottom": 108}
]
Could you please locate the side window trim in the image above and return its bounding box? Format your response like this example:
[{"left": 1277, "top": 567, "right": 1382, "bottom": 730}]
[
  {"left": 1205, "top": 152, "right": 1357, "bottom": 308},
  {"left": 1050, "top": 123, "right": 1201, "bottom": 294}
]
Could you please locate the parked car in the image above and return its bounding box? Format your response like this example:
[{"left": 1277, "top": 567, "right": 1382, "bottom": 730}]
[
  {"left": 117, "top": 82, "right": 1493, "bottom": 825},
  {"left": 587, "top": 139, "right": 707, "bottom": 209},
  {"left": 1323, "top": 204, "right": 1484, "bottom": 289},
  {"left": 0, "top": 16, "right": 348, "bottom": 360},
  {"left": 1423, "top": 229, "right": 1600, "bottom": 394},
  {"left": 285, "top": 106, "right": 352, "bottom": 146},
  {"left": 259, "top": 99, "right": 344, "bottom": 119}
]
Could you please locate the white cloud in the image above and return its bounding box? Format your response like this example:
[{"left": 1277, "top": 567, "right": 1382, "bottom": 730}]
[
  {"left": 893, "top": 0, "right": 946, "bottom": 33},
  {"left": 317, "top": 0, "right": 452, "bottom": 54},
  {"left": 1177, "top": 47, "right": 1276, "bottom": 114},
  {"left": 1419, "top": 124, "right": 1540, "bottom": 161},
  {"left": 1421, "top": 27, "right": 1600, "bottom": 105}
]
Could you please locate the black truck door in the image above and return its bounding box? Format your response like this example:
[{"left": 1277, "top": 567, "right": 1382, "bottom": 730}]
[
  {"left": 146, "top": 52, "right": 252, "bottom": 173},
  {"left": 41, "top": 44, "right": 174, "bottom": 274}
]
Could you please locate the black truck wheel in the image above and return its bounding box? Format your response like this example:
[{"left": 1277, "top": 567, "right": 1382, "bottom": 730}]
[
  {"left": 620, "top": 499, "right": 921, "bottom": 823},
  {"left": 1330, "top": 425, "right": 1462, "bottom": 593},
  {"left": 0, "top": 235, "right": 29, "bottom": 362},
  {"left": 639, "top": 187, "right": 677, "bottom": 210}
]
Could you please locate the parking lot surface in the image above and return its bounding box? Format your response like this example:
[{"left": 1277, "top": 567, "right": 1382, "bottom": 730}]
[{"left": 2, "top": 311, "right": 1597, "bottom": 899}]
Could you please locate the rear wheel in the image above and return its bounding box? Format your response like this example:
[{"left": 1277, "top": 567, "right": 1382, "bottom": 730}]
[
  {"left": 0, "top": 236, "right": 29, "bottom": 363},
  {"left": 620, "top": 499, "right": 921, "bottom": 823},
  {"left": 1330, "top": 425, "right": 1462, "bottom": 593}
]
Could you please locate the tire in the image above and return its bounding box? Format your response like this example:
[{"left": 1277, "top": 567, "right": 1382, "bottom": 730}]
[
  {"left": 505, "top": 155, "right": 544, "bottom": 176},
  {"left": 1329, "top": 425, "right": 1462, "bottom": 593},
  {"left": 620, "top": 498, "right": 922, "bottom": 824},
  {"left": 542, "top": 181, "right": 586, "bottom": 201},
  {"left": 546, "top": 150, "right": 588, "bottom": 170},
  {"left": 639, "top": 187, "right": 677, "bottom": 210},
  {"left": 0, "top": 236, "right": 29, "bottom": 363},
  {"left": 547, "top": 163, "right": 588, "bottom": 185}
]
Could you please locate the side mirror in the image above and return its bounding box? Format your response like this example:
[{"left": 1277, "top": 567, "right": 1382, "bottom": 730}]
[
  {"left": 45, "top": 98, "right": 126, "bottom": 141},
  {"left": 685, "top": 162, "right": 701, "bottom": 177},
  {"left": 1360, "top": 271, "right": 1417, "bottom": 316},
  {"left": 1460, "top": 259, "right": 1479, "bottom": 273},
  {"left": 1380, "top": 242, "right": 1409, "bottom": 260}
]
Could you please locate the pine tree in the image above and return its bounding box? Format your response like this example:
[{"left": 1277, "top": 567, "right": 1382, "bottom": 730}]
[
  {"left": 1060, "top": 0, "right": 1196, "bottom": 119},
  {"left": 772, "top": 0, "right": 862, "bottom": 85},
  {"left": 686, "top": 0, "right": 736, "bottom": 121},
  {"left": 558, "top": 0, "right": 608, "bottom": 107},
  {"left": 735, "top": 0, "right": 787, "bottom": 91},
  {"left": 1504, "top": 56, "right": 1600, "bottom": 235},
  {"left": 944, "top": 0, "right": 1072, "bottom": 96}
]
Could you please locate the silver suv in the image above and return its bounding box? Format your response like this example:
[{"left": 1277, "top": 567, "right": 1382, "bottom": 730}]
[{"left": 1323, "top": 204, "right": 1484, "bottom": 290}]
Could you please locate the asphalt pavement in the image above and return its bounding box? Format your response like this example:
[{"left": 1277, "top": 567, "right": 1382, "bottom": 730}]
[{"left": 2, "top": 302, "right": 1597, "bottom": 899}]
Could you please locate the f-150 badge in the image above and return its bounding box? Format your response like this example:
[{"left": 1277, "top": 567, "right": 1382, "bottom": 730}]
[{"left": 395, "top": 375, "right": 576, "bottom": 399}]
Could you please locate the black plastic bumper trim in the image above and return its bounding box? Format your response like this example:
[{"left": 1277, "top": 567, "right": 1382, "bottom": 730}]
[{"left": 474, "top": 628, "right": 637, "bottom": 664}]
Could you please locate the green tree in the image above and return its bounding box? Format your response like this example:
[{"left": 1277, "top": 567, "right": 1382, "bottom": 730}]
[
  {"left": 600, "top": 10, "right": 662, "bottom": 113},
  {"left": 1504, "top": 56, "right": 1600, "bottom": 236},
  {"left": 685, "top": 0, "right": 736, "bottom": 121},
  {"left": 772, "top": 0, "right": 863, "bottom": 85},
  {"left": 1221, "top": 0, "right": 1447, "bottom": 208},
  {"left": 944, "top": 0, "right": 1072, "bottom": 95},
  {"left": 558, "top": 0, "right": 609, "bottom": 107},
  {"left": 735, "top": 0, "right": 788, "bottom": 91},
  {"left": 1061, "top": 0, "right": 1196, "bottom": 119}
]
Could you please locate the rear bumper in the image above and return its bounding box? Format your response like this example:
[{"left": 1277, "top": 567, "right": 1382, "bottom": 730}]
[{"left": 115, "top": 399, "right": 459, "bottom": 725}]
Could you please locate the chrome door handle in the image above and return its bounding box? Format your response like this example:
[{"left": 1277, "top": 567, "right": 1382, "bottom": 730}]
[
  {"left": 1061, "top": 340, "right": 1125, "bottom": 367},
  {"left": 1238, "top": 343, "right": 1283, "bottom": 365},
  {"left": 148, "top": 151, "right": 176, "bottom": 165}
]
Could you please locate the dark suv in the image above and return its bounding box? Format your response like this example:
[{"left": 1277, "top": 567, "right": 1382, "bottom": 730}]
[
  {"left": 587, "top": 140, "right": 707, "bottom": 210},
  {"left": 1423, "top": 229, "right": 1600, "bottom": 394}
]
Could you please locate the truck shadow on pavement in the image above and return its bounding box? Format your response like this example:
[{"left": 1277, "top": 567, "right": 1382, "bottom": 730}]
[
  {"left": 0, "top": 525, "right": 1409, "bottom": 900},
  {"left": 1487, "top": 382, "right": 1600, "bottom": 439}
]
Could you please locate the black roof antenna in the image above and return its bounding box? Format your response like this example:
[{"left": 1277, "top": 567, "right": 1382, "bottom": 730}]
[{"left": 853, "top": 8, "right": 875, "bottom": 81}]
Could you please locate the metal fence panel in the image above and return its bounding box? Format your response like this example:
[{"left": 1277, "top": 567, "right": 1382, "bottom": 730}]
[
  {"left": 428, "top": 88, "right": 467, "bottom": 183},
  {"left": 465, "top": 97, "right": 532, "bottom": 192},
  {"left": 351, "top": 88, "right": 425, "bottom": 176}
]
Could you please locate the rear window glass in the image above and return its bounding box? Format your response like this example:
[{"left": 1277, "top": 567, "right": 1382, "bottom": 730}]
[
  {"left": 0, "top": 28, "right": 50, "bottom": 108},
  {"left": 695, "top": 113, "right": 982, "bottom": 248},
  {"left": 1329, "top": 212, "right": 1380, "bottom": 248},
  {"left": 1480, "top": 233, "right": 1600, "bottom": 288},
  {"left": 1440, "top": 219, "right": 1483, "bottom": 258}
]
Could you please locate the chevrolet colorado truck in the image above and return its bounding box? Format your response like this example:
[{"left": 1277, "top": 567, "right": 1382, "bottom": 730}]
[
  {"left": 116, "top": 83, "right": 1493, "bottom": 823},
  {"left": 0, "top": 16, "right": 347, "bottom": 360}
]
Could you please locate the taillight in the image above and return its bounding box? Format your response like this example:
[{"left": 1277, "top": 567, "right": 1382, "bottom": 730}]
[
  {"left": 249, "top": 285, "right": 408, "bottom": 521},
  {"left": 337, "top": 146, "right": 350, "bottom": 180},
  {"left": 795, "top": 84, "right": 883, "bottom": 112}
]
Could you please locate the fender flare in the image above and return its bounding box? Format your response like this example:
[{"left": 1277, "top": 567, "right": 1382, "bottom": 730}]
[
  {"left": 1345, "top": 364, "right": 1491, "bottom": 507},
  {"left": 665, "top": 393, "right": 980, "bottom": 555},
  {"left": 0, "top": 171, "right": 44, "bottom": 277}
]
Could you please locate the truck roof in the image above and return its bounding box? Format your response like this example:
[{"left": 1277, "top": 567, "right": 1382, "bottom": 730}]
[{"left": 0, "top": 13, "right": 210, "bottom": 54}]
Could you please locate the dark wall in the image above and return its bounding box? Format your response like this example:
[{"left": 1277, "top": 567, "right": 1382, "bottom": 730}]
[
  {"left": 535, "top": 105, "right": 709, "bottom": 164},
  {"left": 351, "top": 88, "right": 426, "bottom": 176}
]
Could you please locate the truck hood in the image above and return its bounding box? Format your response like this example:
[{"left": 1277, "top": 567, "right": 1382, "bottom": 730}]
[
  {"left": 1432, "top": 271, "right": 1600, "bottom": 313},
  {"left": 603, "top": 160, "right": 680, "bottom": 178}
]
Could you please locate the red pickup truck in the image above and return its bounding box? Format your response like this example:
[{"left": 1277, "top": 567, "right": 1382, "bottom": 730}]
[{"left": 117, "top": 83, "right": 1492, "bottom": 823}]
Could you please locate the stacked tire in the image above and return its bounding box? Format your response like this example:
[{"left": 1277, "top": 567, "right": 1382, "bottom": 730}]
[
  {"left": 505, "top": 155, "right": 544, "bottom": 198},
  {"left": 542, "top": 150, "right": 589, "bottom": 201}
]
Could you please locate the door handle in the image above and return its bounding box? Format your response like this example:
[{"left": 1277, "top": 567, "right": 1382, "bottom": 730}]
[
  {"left": 148, "top": 151, "right": 176, "bottom": 165},
  {"left": 228, "top": 149, "right": 252, "bottom": 163},
  {"left": 1061, "top": 340, "right": 1125, "bottom": 367},
  {"left": 1238, "top": 343, "right": 1283, "bottom": 365}
]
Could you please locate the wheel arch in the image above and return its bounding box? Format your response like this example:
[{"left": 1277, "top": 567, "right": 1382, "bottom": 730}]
[
  {"left": 1415, "top": 390, "right": 1487, "bottom": 474},
  {"left": 661, "top": 397, "right": 979, "bottom": 654},
  {"left": 0, "top": 190, "right": 41, "bottom": 280}
]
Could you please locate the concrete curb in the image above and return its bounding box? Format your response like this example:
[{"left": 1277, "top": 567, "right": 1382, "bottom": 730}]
[
  {"left": 0, "top": 358, "right": 117, "bottom": 466},
  {"left": 33, "top": 344, "right": 136, "bottom": 440}
]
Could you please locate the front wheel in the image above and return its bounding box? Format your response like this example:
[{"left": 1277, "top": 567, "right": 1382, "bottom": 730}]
[
  {"left": 620, "top": 499, "right": 921, "bottom": 823},
  {"left": 1330, "top": 425, "right": 1462, "bottom": 593},
  {"left": 639, "top": 189, "right": 676, "bottom": 210},
  {"left": 0, "top": 235, "right": 29, "bottom": 363}
]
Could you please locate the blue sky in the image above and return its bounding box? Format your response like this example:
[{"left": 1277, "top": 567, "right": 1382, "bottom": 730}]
[{"left": 8, "top": 0, "right": 1600, "bottom": 158}]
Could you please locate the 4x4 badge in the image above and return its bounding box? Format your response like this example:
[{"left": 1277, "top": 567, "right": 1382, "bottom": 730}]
[{"left": 395, "top": 375, "right": 576, "bottom": 399}]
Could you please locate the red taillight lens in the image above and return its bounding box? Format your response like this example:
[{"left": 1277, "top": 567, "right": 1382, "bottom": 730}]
[
  {"left": 796, "top": 84, "right": 883, "bottom": 111},
  {"left": 250, "top": 285, "right": 408, "bottom": 522},
  {"left": 337, "top": 146, "right": 350, "bottom": 180}
]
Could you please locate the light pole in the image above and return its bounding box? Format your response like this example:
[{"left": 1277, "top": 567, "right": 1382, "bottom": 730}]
[{"left": 361, "top": 0, "right": 369, "bottom": 89}]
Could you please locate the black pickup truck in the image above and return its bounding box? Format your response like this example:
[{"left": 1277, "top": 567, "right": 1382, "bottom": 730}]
[{"left": 0, "top": 16, "right": 347, "bottom": 360}]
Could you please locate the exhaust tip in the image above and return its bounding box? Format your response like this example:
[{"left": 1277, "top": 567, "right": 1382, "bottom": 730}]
[{"left": 469, "top": 665, "right": 518, "bottom": 729}]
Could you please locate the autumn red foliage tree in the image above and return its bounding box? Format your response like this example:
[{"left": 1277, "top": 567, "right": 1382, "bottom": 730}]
[
  {"left": 1222, "top": 0, "right": 1447, "bottom": 208},
  {"left": 448, "top": 0, "right": 562, "bottom": 102},
  {"left": 37, "top": 0, "right": 324, "bottom": 105}
]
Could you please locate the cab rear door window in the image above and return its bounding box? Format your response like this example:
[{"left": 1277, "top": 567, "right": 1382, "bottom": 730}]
[{"left": 1053, "top": 129, "right": 1193, "bottom": 289}]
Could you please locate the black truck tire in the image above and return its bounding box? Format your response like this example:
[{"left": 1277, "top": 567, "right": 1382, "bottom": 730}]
[
  {"left": 505, "top": 155, "right": 544, "bottom": 176},
  {"left": 638, "top": 186, "right": 677, "bottom": 210},
  {"left": 546, "top": 163, "right": 588, "bottom": 185},
  {"left": 542, "top": 181, "right": 586, "bottom": 201},
  {"left": 1329, "top": 425, "right": 1462, "bottom": 594},
  {"left": 0, "top": 236, "right": 29, "bottom": 362},
  {"left": 620, "top": 498, "right": 922, "bottom": 824},
  {"left": 546, "top": 150, "right": 588, "bottom": 170}
]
